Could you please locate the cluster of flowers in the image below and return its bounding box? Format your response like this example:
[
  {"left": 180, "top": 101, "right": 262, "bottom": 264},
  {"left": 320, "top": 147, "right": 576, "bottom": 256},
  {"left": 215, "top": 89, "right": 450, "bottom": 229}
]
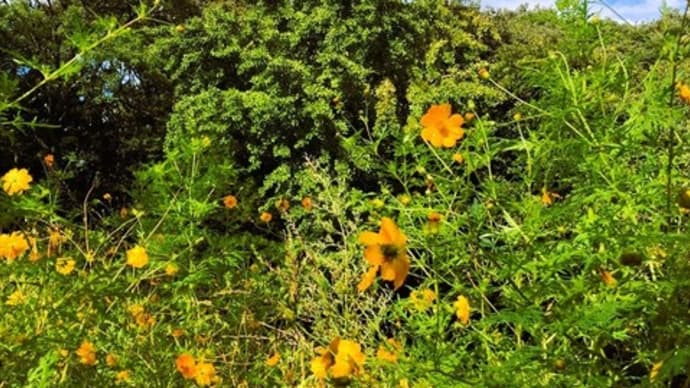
[{"left": 176, "top": 353, "right": 219, "bottom": 386}]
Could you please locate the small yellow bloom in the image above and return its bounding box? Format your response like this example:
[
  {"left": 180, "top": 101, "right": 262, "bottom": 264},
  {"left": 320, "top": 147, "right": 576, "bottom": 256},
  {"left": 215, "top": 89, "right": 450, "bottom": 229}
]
[
  {"left": 126, "top": 246, "right": 149, "bottom": 268},
  {"left": 103, "top": 193, "right": 112, "bottom": 202},
  {"left": 106, "top": 353, "right": 118, "bottom": 367},
  {"left": 76, "top": 340, "right": 97, "bottom": 365},
  {"left": 376, "top": 339, "right": 401, "bottom": 363},
  {"left": 455, "top": 295, "right": 470, "bottom": 325},
  {"left": 464, "top": 112, "right": 475, "bottom": 122},
  {"left": 165, "top": 263, "right": 179, "bottom": 276},
  {"left": 6, "top": 289, "right": 27, "bottom": 306},
  {"left": 541, "top": 187, "right": 560, "bottom": 206},
  {"left": 1, "top": 168, "right": 33, "bottom": 196},
  {"left": 115, "top": 370, "right": 131, "bottom": 383},
  {"left": 194, "top": 361, "right": 217, "bottom": 386},
  {"left": 513, "top": 112, "right": 523, "bottom": 121},
  {"left": 259, "top": 211, "right": 273, "bottom": 223},
  {"left": 55, "top": 257, "right": 76, "bottom": 275},
  {"left": 223, "top": 195, "right": 238, "bottom": 209},
  {"left": 265, "top": 352, "right": 281, "bottom": 367},
  {"left": 301, "top": 196, "right": 313, "bottom": 211},
  {"left": 478, "top": 68, "right": 490, "bottom": 79},
  {"left": 410, "top": 288, "right": 436, "bottom": 311},
  {"left": 452, "top": 153, "right": 464, "bottom": 164}
]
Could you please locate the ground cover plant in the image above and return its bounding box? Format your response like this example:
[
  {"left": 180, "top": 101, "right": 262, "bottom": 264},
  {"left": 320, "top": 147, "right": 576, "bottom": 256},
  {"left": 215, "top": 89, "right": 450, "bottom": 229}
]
[{"left": 3, "top": 0, "right": 690, "bottom": 386}]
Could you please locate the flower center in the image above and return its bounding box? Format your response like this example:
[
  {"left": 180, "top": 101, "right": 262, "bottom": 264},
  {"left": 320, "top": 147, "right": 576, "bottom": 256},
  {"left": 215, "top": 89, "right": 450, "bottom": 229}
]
[
  {"left": 381, "top": 244, "right": 400, "bottom": 261},
  {"left": 438, "top": 125, "right": 450, "bottom": 137}
]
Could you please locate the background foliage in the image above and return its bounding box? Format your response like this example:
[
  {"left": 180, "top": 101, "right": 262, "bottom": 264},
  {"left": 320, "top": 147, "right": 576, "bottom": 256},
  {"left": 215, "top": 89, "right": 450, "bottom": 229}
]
[{"left": 2, "top": 0, "right": 690, "bottom": 386}]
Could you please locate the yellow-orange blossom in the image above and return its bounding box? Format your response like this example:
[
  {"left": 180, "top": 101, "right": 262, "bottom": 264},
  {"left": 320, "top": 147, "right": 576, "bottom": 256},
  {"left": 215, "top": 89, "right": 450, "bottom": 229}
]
[
  {"left": 357, "top": 217, "right": 409, "bottom": 291},
  {"left": 420, "top": 104, "right": 465, "bottom": 148}
]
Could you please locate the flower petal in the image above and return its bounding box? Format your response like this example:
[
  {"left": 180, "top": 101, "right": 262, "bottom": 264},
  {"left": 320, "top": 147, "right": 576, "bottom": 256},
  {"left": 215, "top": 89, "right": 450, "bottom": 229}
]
[
  {"left": 446, "top": 114, "right": 464, "bottom": 128},
  {"left": 357, "top": 265, "right": 379, "bottom": 292},
  {"left": 380, "top": 217, "right": 406, "bottom": 246},
  {"left": 364, "top": 245, "right": 384, "bottom": 265},
  {"left": 392, "top": 256, "right": 410, "bottom": 290},
  {"left": 358, "top": 231, "right": 382, "bottom": 246}
]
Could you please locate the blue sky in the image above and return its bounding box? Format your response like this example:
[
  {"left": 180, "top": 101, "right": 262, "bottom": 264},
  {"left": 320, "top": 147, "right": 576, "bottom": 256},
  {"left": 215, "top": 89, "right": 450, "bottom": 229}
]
[{"left": 481, "top": 0, "right": 683, "bottom": 22}]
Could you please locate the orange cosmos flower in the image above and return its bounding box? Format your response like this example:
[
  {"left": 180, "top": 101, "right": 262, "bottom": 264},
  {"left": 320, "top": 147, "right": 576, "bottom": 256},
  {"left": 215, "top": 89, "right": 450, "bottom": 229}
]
[
  {"left": 455, "top": 295, "right": 470, "bottom": 325},
  {"left": 260, "top": 211, "right": 273, "bottom": 223},
  {"left": 76, "top": 340, "right": 97, "bottom": 365},
  {"left": 311, "top": 338, "right": 365, "bottom": 380},
  {"left": 176, "top": 353, "right": 197, "bottom": 379},
  {"left": 357, "top": 217, "right": 409, "bottom": 291},
  {"left": 43, "top": 154, "right": 55, "bottom": 168},
  {"left": 106, "top": 353, "right": 118, "bottom": 367},
  {"left": 1, "top": 168, "right": 32, "bottom": 196},
  {"left": 301, "top": 196, "right": 313, "bottom": 211},
  {"left": 541, "top": 187, "right": 560, "bottom": 206},
  {"left": 223, "top": 195, "right": 238, "bottom": 209},
  {"left": 115, "top": 370, "right": 131, "bottom": 383},
  {"left": 420, "top": 104, "right": 465, "bottom": 148},
  {"left": 0, "top": 232, "right": 30, "bottom": 261}
]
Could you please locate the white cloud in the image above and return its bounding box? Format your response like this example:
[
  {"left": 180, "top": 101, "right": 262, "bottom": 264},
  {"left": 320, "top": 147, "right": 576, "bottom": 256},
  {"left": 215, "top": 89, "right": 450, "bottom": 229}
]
[{"left": 480, "top": 0, "right": 684, "bottom": 22}]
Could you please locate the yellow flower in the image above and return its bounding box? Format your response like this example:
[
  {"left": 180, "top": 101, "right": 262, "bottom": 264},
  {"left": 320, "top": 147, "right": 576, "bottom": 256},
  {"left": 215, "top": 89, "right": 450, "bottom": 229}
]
[
  {"left": 223, "top": 195, "right": 238, "bottom": 209},
  {"left": 452, "top": 153, "right": 464, "bottom": 164},
  {"left": 455, "top": 295, "right": 470, "bottom": 325},
  {"left": 478, "top": 68, "right": 490, "bottom": 79},
  {"left": 176, "top": 353, "right": 196, "bottom": 379},
  {"left": 410, "top": 288, "right": 436, "bottom": 311},
  {"left": 76, "top": 340, "right": 97, "bottom": 365},
  {"left": 357, "top": 217, "right": 409, "bottom": 291},
  {"left": 126, "top": 246, "right": 149, "bottom": 268},
  {"left": 513, "top": 112, "right": 523, "bottom": 121},
  {"left": 115, "top": 370, "right": 131, "bottom": 383},
  {"left": 301, "top": 196, "right": 313, "bottom": 211},
  {"left": 259, "top": 211, "right": 273, "bottom": 223},
  {"left": 194, "top": 361, "right": 217, "bottom": 386},
  {"left": 541, "top": 187, "right": 560, "bottom": 206},
  {"left": 376, "top": 339, "right": 401, "bottom": 363},
  {"left": 266, "top": 352, "right": 281, "bottom": 367},
  {"left": 311, "top": 338, "right": 365, "bottom": 380},
  {"left": 165, "top": 263, "right": 179, "bottom": 276},
  {"left": 56, "top": 257, "right": 76, "bottom": 275},
  {"left": 420, "top": 104, "right": 465, "bottom": 148},
  {"left": 679, "top": 82, "right": 690, "bottom": 104},
  {"left": 106, "top": 353, "right": 118, "bottom": 367},
  {"left": 1, "top": 168, "right": 33, "bottom": 196},
  {"left": 0, "top": 232, "right": 30, "bottom": 261},
  {"left": 464, "top": 112, "right": 475, "bottom": 122},
  {"left": 6, "top": 289, "right": 27, "bottom": 306}
]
